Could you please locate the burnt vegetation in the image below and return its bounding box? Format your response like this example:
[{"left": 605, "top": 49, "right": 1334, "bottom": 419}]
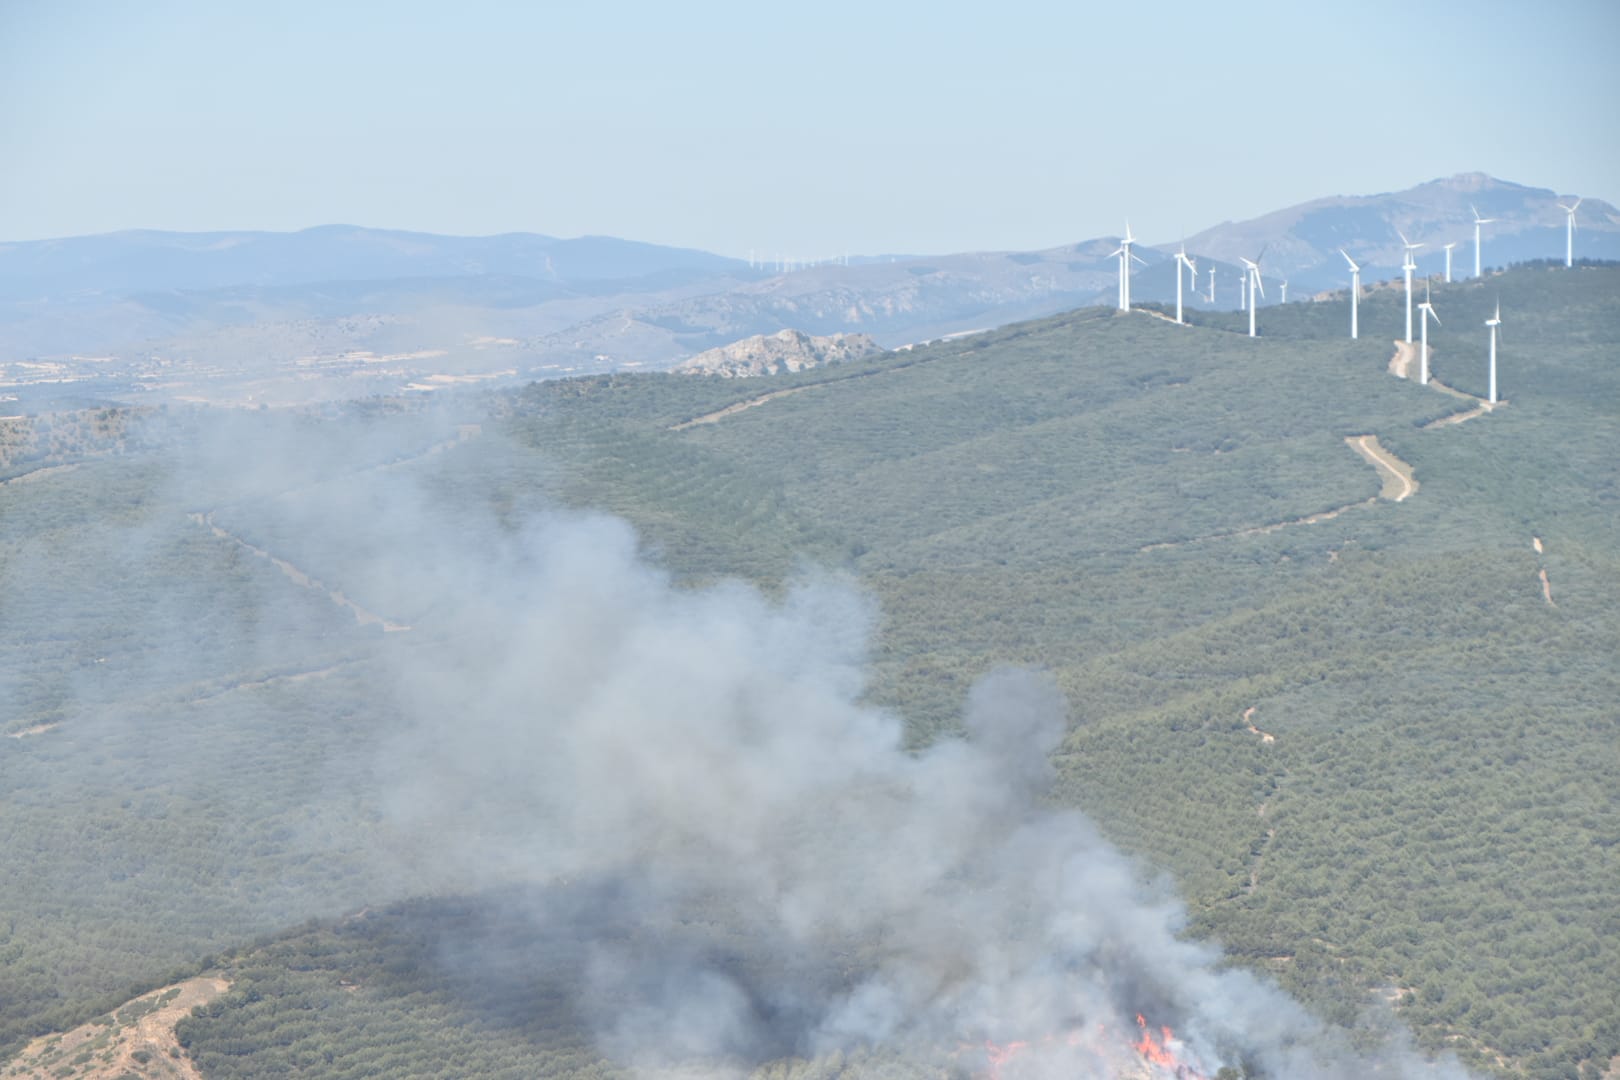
[{"left": 2, "top": 266, "right": 1618, "bottom": 1078}]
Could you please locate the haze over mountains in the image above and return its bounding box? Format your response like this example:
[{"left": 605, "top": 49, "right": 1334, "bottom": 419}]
[{"left": 1, "top": 173, "right": 1613, "bottom": 409}]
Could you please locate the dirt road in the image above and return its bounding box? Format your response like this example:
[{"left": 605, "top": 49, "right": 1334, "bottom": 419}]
[
  {"left": 672, "top": 386, "right": 813, "bottom": 430},
  {"left": 1346, "top": 435, "right": 1416, "bottom": 502},
  {"left": 188, "top": 512, "right": 411, "bottom": 632},
  {"left": 1389, "top": 340, "right": 1417, "bottom": 379}
]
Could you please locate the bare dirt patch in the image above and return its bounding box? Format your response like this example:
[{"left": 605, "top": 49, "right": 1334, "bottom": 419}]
[{"left": 1, "top": 976, "right": 229, "bottom": 1080}]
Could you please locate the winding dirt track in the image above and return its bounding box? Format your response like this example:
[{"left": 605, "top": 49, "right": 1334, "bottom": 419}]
[
  {"left": 1139, "top": 433, "right": 1418, "bottom": 552},
  {"left": 1424, "top": 405, "right": 1490, "bottom": 428},
  {"left": 1138, "top": 498, "right": 1376, "bottom": 552},
  {"left": 1346, "top": 435, "right": 1416, "bottom": 502},
  {"left": 1243, "top": 706, "right": 1276, "bottom": 743},
  {"left": 1389, "top": 340, "right": 1417, "bottom": 379}
]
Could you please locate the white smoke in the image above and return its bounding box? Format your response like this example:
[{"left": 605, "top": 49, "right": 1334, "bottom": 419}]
[{"left": 372, "top": 507, "right": 1475, "bottom": 1079}]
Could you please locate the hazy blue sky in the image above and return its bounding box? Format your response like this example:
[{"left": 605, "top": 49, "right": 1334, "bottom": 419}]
[{"left": 3, "top": 0, "right": 1616, "bottom": 256}]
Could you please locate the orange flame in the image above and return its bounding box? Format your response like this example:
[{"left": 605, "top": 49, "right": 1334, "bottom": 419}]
[{"left": 958, "top": 1015, "right": 1206, "bottom": 1079}]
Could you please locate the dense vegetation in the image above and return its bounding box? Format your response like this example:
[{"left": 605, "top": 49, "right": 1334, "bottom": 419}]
[{"left": 2, "top": 266, "right": 1616, "bottom": 1078}]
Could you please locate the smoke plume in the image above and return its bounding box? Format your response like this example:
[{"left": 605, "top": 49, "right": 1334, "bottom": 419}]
[{"left": 371, "top": 504, "right": 1474, "bottom": 1079}]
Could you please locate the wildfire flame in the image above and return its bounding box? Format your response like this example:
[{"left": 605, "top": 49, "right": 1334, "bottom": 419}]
[
  {"left": 1135, "top": 1013, "right": 1194, "bottom": 1073},
  {"left": 957, "top": 1014, "right": 1209, "bottom": 1079}
]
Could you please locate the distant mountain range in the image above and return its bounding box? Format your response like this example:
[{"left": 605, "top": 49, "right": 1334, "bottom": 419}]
[
  {"left": 1176, "top": 172, "right": 1619, "bottom": 291},
  {"left": 0, "top": 226, "right": 741, "bottom": 298},
  {"left": 1, "top": 174, "right": 1613, "bottom": 405}
]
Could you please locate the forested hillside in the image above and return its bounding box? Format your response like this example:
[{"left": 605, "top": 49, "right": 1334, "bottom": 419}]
[{"left": 2, "top": 266, "right": 1615, "bottom": 1079}]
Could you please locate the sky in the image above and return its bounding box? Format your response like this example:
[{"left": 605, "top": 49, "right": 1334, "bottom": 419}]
[{"left": 2, "top": 0, "right": 1616, "bottom": 257}]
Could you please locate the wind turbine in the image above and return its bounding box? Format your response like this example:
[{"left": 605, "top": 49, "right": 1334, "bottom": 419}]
[
  {"left": 1206, "top": 266, "right": 1215, "bottom": 304},
  {"left": 1239, "top": 254, "right": 1265, "bottom": 337},
  {"left": 1442, "top": 241, "right": 1457, "bottom": 283},
  {"left": 1417, "top": 282, "right": 1440, "bottom": 385},
  {"left": 1486, "top": 298, "right": 1502, "bottom": 404},
  {"left": 1559, "top": 197, "right": 1581, "bottom": 267},
  {"left": 1341, "top": 249, "right": 1361, "bottom": 339},
  {"left": 1280, "top": 278, "right": 1289, "bottom": 303},
  {"left": 1110, "top": 222, "right": 1146, "bottom": 311},
  {"left": 1239, "top": 273, "right": 1247, "bottom": 312},
  {"left": 1399, "top": 230, "right": 1424, "bottom": 343},
  {"left": 1174, "top": 244, "right": 1197, "bottom": 324},
  {"left": 1471, "top": 204, "right": 1496, "bottom": 278}
]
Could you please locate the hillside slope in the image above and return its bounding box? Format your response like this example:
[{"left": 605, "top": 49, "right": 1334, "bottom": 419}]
[{"left": 2, "top": 266, "right": 1615, "bottom": 1079}]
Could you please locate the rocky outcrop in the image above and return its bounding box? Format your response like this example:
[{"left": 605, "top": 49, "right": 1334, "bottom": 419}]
[{"left": 673, "top": 329, "right": 885, "bottom": 378}]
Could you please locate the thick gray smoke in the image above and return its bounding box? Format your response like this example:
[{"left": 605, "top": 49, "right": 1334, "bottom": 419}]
[{"left": 374, "top": 508, "right": 1474, "bottom": 1079}]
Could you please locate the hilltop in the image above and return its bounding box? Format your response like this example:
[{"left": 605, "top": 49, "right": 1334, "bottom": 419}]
[
  {"left": 1178, "top": 172, "right": 1620, "bottom": 290},
  {"left": 672, "top": 328, "right": 884, "bottom": 377}
]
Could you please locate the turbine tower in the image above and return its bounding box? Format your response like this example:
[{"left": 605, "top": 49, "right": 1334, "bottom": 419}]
[
  {"left": 1110, "top": 222, "right": 1146, "bottom": 311},
  {"left": 1442, "top": 241, "right": 1457, "bottom": 283},
  {"left": 1239, "top": 274, "right": 1247, "bottom": 312},
  {"left": 1486, "top": 299, "right": 1502, "bottom": 404},
  {"left": 1417, "top": 282, "right": 1440, "bottom": 386},
  {"left": 1206, "top": 266, "right": 1215, "bottom": 304},
  {"left": 1174, "top": 244, "right": 1196, "bottom": 324},
  {"left": 1399, "top": 230, "right": 1424, "bottom": 343},
  {"left": 1471, "top": 204, "right": 1496, "bottom": 278},
  {"left": 1341, "top": 249, "right": 1361, "bottom": 339},
  {"left": 1280, "top": 278, "right": 1289, "bottom": 303},
  {"left": 1559, "top": 197, "right": 1581, "bottom": 267},
  {"left": 1239, "top": 254, "right": 1265, "bottom": 337}
]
